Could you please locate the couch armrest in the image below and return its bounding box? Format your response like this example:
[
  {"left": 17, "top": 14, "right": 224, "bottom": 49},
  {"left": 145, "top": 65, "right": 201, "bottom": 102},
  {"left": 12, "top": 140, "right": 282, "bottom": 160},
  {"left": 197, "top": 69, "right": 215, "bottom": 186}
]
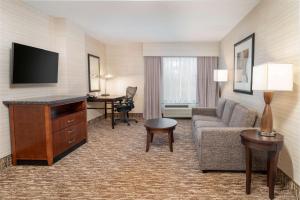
[
  {"left": 199, "top": 127, "right": 258, "bottom": 147},
  {"left": 192, "top": 107, "right": 217, "bottom": 116}
]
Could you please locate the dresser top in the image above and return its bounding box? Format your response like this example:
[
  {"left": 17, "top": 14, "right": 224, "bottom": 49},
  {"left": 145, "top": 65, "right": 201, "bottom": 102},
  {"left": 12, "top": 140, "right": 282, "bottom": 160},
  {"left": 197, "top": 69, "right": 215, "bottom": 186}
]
[{"left": 3, "top": 95, "right": 87, "bottom": 106}]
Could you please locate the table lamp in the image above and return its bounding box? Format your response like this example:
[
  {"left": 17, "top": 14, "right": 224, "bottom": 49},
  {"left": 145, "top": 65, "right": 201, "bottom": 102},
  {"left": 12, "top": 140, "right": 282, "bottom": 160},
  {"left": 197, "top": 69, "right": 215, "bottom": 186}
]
[
  {"left": 101, "top": 74, "right": 113, "bottom": 96},
  {"left": 252, "top": 63, "right": 293, "bottom": 137},
  {"left": 214, "top": 69, "right": 228, "bottom": 98}
]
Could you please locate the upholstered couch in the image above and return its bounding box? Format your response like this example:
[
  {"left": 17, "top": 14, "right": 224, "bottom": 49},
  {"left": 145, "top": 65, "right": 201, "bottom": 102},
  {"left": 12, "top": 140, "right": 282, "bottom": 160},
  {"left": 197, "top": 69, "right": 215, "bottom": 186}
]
[{"left": 192, "top": 98, "right": 267, "bottom": 171}]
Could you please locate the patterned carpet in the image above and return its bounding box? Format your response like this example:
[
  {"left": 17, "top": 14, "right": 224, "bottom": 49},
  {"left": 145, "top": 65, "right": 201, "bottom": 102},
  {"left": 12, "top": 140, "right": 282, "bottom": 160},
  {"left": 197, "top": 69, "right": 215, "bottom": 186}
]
[{"left": 0, "top": 118, "right": 296, "bottom": 199}]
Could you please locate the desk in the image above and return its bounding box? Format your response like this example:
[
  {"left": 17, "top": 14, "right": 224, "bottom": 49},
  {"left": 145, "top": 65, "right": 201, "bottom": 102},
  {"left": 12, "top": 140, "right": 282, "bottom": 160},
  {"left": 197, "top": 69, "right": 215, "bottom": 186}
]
[
  {"left": 87, "top": 95, "right": 125, "bottom": 129},
  {"left": 240, "top": 130, "right": 283, "bottom": 199}
]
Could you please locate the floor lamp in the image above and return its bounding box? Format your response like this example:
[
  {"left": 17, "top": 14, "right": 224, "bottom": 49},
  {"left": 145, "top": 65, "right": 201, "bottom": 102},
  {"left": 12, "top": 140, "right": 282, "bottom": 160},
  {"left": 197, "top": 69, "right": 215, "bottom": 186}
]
[
  {"left": 252, "top": 63, "right": 293, "bottom": 137},
  {"left": 101, "top": 74, "right": 113, "bottom": 96},
  {"left": 214, "top": 69, "right": 228, "bottom": 98}
]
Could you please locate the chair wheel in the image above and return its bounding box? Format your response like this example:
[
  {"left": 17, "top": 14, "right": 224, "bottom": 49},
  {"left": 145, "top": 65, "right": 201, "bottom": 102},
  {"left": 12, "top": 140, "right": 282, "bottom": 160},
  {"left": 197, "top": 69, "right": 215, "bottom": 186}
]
[{"left": 127, "top": 123, "right": 130, "bottom": 126}]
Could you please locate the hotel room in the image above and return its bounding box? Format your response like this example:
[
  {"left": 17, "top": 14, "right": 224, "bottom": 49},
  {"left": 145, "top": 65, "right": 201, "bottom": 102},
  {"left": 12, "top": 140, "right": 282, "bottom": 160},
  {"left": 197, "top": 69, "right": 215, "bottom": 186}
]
[{"left": 0, "top": 0, "right": 299, "bottom": 199}]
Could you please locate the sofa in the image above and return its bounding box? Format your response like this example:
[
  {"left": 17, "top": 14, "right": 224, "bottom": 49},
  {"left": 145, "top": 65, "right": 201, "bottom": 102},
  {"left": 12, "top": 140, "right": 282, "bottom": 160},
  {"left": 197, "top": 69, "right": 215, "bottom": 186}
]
[{"left": 192, "top": 98, "right": 267, "bottom": 172}]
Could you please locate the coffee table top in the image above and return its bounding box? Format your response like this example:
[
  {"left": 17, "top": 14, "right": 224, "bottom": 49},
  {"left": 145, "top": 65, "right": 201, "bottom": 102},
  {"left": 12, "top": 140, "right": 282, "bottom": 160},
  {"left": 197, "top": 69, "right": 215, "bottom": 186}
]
[{"left": 144, "top": 118, "right": 177, "bottom": 129}]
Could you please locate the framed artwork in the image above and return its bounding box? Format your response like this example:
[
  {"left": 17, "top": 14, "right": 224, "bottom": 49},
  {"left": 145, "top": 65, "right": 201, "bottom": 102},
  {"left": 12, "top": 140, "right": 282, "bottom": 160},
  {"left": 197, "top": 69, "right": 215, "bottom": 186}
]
[
  {"left": 87, "top": 54, "right": 101, "bottom": 92},
  {"left": 233, "top": 33, "right": 255, "bottom": 95}
]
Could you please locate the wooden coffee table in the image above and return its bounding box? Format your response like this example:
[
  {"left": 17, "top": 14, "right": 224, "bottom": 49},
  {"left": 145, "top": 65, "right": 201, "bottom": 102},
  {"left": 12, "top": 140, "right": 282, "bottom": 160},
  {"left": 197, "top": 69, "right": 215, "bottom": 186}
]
[{"left": 144, "top": 118, "right": 177, "bottom": 152}]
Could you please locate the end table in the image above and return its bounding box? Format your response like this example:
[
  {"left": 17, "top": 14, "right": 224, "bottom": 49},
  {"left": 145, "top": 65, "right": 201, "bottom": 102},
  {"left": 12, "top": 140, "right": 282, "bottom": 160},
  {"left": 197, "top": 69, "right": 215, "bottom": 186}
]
[{"left": 240, "top": 129, "right": 283, "bottom": 199}]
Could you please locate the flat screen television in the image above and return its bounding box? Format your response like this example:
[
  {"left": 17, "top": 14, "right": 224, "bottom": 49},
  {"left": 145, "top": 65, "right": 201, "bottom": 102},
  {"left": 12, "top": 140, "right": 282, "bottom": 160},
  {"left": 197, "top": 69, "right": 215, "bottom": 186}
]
[{"left": 12, "top": 43, "right": 59, "bottom": 84}]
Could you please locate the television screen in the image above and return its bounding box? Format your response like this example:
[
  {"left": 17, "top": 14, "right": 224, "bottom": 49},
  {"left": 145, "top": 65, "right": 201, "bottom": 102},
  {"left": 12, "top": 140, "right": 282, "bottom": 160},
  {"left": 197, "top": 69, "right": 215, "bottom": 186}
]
[{"left": 12, "top": 43, "right": 59, "bottom": 84}]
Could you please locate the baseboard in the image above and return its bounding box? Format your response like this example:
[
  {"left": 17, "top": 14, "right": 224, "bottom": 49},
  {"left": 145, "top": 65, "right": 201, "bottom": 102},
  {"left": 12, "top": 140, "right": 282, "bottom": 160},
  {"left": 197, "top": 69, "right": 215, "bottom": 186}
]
[
  {"left": 0, "top": 154, "right": 11, "bottom": 171},
  {"left": 278, "top": 169, "right": 300, "bottom": 199},
  {"left": 107, "top": 113, "right": 143, "bottom": 119}
]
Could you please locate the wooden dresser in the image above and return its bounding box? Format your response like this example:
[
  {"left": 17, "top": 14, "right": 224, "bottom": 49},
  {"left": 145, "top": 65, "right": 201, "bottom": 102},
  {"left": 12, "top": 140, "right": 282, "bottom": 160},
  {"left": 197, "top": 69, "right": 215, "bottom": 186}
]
[{"left": 3, "top": 96, "right": 88, "bottom": 165}]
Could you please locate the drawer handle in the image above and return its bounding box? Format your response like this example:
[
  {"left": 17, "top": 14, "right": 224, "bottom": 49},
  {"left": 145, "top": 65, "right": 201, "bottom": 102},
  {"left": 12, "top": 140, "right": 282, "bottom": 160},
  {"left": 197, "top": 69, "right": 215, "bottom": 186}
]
[
  {"left": 67, "top": 130, "right": 74, "bottom": 133},
  {"left": 67, "top": 119, "right": 75, "bottom": 123}
]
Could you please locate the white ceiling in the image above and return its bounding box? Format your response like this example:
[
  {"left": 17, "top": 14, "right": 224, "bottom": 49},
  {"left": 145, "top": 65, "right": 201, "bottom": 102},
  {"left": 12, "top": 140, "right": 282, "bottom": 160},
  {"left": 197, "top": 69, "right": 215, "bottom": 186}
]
[{"left": 25, "top": 0, "right": 260, "bottom": 43}]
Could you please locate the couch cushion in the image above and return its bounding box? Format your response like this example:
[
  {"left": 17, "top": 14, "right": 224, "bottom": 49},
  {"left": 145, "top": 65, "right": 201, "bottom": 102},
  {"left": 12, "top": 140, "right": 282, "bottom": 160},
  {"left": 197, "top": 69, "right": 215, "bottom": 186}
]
[
  {"left": 221, "top": 100, "right": 238, "bottom": 124},
  {"left": 192, "top": 115, "right": 221, "bottom": 122},
  {"left": 216, "top": 98, "right": 226, "bottom": 118},
  {"left": 228, "top": 104, "right": 257, "bottom": 127},
  {"left": 194, "top": 120, "right": 228, "bottom": 128}
]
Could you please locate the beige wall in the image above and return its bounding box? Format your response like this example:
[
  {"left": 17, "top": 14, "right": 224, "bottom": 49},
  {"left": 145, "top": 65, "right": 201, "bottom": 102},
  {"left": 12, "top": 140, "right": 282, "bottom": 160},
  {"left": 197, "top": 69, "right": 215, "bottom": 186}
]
[
  {"left": 105, "top": 42, "right": 221, "bottom": 113},
  {"left": 143, "top": 42, "right": 219, "bottom": 56},
  {"left": 220, "top": 0, "right": 300, "bottom": 184},
  {"left": 106, "top": 43, "right": 144, "bottom": 113},
  {"left": 85, "top": 35, "right": 107, "bottom": 120},
  {"left": 0, "top": 0, "right": 66, "bottom": 158},
  {"left": 0, "top": 0, "right": 106, "bottom": 158}
]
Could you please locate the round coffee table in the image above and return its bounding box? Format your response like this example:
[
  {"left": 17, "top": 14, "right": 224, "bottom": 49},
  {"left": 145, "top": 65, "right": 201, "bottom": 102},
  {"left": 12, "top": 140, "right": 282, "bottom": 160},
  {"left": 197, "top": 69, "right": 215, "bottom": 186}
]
[{"left": 144, "top": 118, "right": 177, "bottom": 152}]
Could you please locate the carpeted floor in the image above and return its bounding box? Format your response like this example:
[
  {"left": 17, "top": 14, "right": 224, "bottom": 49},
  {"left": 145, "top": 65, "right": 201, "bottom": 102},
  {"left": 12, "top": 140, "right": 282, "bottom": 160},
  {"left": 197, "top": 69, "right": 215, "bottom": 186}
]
[{"left": 0, "top": 118, "right": 296, "bottom": 199}]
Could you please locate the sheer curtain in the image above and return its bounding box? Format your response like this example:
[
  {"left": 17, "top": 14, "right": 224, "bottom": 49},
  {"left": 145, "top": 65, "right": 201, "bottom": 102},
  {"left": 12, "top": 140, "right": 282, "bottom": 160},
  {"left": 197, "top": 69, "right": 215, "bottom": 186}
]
[{"left": 162, "top": 57, "right": 197, "bottom": 104}]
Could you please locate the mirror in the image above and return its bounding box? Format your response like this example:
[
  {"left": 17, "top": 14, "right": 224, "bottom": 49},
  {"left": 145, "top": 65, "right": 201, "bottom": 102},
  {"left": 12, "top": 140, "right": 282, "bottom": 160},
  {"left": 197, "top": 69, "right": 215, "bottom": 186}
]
[{"left": 87, "top": 54, "right": 101, "bottom": 92}]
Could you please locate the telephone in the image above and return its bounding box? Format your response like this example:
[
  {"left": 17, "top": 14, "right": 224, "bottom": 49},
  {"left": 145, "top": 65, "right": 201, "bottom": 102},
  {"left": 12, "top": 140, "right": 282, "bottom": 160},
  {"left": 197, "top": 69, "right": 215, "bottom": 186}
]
[{"left": 87, "top": 92, "right": 99, "bottom": 100}]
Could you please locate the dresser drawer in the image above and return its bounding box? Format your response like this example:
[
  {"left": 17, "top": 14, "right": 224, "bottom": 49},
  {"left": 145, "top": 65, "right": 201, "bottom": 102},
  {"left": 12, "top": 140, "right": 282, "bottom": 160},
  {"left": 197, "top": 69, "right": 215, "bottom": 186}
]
[
  {"left": 53, "top": 122, "right": 87, "bottom": 156},
  {"left": 52, "top": 110, "right": 86, "bottom": 132}
]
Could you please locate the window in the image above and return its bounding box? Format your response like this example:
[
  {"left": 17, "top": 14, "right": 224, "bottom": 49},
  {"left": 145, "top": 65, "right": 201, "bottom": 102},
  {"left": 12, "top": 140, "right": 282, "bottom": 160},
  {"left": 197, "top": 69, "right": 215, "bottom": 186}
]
[{"left": 162, "top": 57, "right": 197, "bottom": 104}]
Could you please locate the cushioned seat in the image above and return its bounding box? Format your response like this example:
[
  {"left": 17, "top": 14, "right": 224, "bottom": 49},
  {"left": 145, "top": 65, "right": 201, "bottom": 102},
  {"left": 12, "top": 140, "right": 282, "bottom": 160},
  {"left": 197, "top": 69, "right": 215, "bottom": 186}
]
[
  {"left": 191, "top": 98, "right": 267, "bottom": 171},
  {"left": 192, "top": 115, "right": 221, "bottom": 122},
  {"left": 228, "top": 104, "right": 256, "bottom": 127},
  {"left": 194, "top": 120, "right": 227, "bottom": 128}
]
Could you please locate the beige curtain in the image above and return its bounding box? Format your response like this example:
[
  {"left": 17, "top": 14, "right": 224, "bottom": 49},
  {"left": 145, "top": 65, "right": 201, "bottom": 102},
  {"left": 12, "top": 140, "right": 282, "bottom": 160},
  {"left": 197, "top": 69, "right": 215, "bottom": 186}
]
[
  {"left": 144, "top": 56, "right": 162, "bottom": 120},
  {"left": 197, "top": 57, "right": 218, "bottom": 107}
]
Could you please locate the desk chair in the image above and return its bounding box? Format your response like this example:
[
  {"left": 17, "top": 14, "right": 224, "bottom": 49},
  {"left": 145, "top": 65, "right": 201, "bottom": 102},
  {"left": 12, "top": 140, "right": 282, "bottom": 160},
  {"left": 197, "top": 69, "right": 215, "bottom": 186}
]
[{"left": 114, "top": 86, "right": 138, "bottom": 125}]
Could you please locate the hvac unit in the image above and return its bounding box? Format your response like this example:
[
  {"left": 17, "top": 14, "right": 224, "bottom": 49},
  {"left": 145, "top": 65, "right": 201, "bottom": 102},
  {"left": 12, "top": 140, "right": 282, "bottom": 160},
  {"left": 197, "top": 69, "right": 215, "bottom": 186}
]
[{"left": 162, "top": 104, "right": 193, "bottom": 118}]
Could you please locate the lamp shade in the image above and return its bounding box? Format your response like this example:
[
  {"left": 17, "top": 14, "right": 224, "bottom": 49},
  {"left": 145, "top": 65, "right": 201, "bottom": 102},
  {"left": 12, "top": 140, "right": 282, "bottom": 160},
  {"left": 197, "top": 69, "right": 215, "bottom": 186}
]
[
  {"left": 252, "top": 63, "right": 293, "bottom": 91},
  {"left": 214, "top": 69, "right": 228, "bottom": 82}
]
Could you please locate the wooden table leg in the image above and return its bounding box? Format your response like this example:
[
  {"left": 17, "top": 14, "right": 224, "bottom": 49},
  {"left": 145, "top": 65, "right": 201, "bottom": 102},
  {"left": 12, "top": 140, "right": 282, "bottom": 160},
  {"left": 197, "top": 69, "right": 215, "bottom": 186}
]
[
  {"left": 245, "top": 146, "right": 252, "bottom": 194},
  {"left": 104, "top": 101, "right": 107, "bottom": 119},
  {"left": 111, "top": 101, "right": 115, "bottom": 129},
  {"left": 268, "top": 151, "right": 279, "bottom": 199},
  {"left": 146, "top": 129, "right": 151, "bottom": 152},
  {"left": 171, "top": 129, "right": 174, "bottom": 143},
  {"left": 168, "top": 129, "right": 173, "bottom": 152},
  {"left": 150, "top": 132, "right": 154, "bottom": 143},
  {"left": 267, "top": 151, "right": 271, "bottom": 187}
]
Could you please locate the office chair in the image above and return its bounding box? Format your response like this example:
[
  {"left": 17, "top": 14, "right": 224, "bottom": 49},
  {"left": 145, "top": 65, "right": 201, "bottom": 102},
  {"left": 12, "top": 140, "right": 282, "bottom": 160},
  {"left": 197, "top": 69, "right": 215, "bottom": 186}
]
[{"left": 114, "top": 86, "right": 138, "bottom": 126}]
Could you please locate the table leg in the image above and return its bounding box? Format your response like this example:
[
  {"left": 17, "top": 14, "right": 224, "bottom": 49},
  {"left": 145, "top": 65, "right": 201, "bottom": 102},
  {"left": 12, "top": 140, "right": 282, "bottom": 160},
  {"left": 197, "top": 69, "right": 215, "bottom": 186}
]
[
  {"left": 146, "top": 129, "right": 151, "bottom": 152},
  {"left": 168, "top": 130, "right": 173, "bottom": 152},
  {"left": 171, "top": 129, "right": 174, "bottom": 143},
  {"left": 267, "top": 151, "right": 271, "bottom": 187},
  {"left": 111, "top": 101, "right": 115, "bottom": 129},
  {"left": 245, "top": 146, "right": 252, "bottom": 194},
  {"left": 104, "top": 101, "right": 107, "bottom": 119},
  {"left": 268, "top": 151, "right": 279, "bottom": 200},
  {"left": 150, "top": 132, "right": 154, "bottom": 143}
]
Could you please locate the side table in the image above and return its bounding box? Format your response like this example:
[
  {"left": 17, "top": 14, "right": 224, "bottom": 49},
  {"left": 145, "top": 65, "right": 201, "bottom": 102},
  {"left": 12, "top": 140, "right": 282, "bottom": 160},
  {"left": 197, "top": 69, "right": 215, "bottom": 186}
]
[{"left": 240, "top": 129, "right": 283, "bottom": 199}]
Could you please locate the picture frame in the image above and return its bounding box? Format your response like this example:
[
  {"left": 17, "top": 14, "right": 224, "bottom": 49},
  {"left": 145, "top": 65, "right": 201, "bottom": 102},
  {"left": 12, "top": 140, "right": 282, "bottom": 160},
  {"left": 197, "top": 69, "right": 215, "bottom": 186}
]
[
  {"left": 87, "top": 54, "right": 101, "bottom": 92},
  {"left": 233, "top": 33, "right": 255, "bottom": 95}
]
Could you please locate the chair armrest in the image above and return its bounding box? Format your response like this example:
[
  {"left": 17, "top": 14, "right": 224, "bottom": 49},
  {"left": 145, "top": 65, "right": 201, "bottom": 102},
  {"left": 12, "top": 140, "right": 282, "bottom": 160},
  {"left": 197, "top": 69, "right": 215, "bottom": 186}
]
[
  {"left": 199, "top": 127, "right": 258, "bottom": 147},
  {"left": 192, "top": 107, "right": 217, "bottom": 116}
]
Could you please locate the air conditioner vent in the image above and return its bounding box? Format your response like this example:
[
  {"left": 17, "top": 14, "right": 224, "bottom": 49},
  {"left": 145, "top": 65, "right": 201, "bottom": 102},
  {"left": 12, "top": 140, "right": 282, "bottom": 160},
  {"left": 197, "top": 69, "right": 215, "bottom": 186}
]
[
  {"left": 165, "top": 104, "right": 189, "bottom": 108},
  {"left": 162, "top": 104, "right": 195, "bottom": 118}
]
